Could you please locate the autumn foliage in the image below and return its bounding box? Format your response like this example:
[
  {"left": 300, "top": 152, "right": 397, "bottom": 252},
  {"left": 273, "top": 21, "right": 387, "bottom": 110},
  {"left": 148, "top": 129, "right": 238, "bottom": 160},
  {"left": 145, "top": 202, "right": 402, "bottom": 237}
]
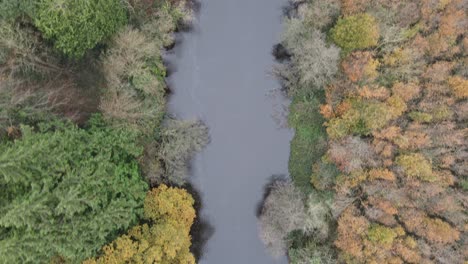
[
  {"left": 330, "top": 13, "right": 379, "bottom": 54},
  {"left": 278, "top": 0, "right": 467, "bottom": 262},
  {"left": 325, "top": 0, "right": 467, "bottom": 262},
  {"left": 84, "top": 185, "right": 196, "bottom": 264}
]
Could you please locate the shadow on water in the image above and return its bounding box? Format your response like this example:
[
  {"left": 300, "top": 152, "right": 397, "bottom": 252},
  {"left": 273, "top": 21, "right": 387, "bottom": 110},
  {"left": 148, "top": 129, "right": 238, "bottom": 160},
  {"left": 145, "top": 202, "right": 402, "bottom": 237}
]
[
  {"left": 281, "top": 0, "right": 305, "bottom": 18},
  {"left": 183, "top": 183, "right": 215, "bottom": 262},
  {"left": 271, "top": 44, "right": 291, "bottom": 62},
  {"left": 176, "top": 0, "right": 202, "bottom": 32},
  {"left": 255, "top": 174, "right": 289, "bottom": 218}
]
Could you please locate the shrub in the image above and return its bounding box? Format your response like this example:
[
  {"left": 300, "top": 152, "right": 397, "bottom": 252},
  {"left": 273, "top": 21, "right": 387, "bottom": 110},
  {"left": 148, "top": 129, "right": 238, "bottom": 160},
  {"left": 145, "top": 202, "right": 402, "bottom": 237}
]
[
  {"left": 330, "top": 13, "right": 380, "bottom": 54},
  {"left": 84, "top": 185, "right": 196, "bottom": 264},
  {"left": 34, "top": 0, "right": 127, "bottom": 58},
  {"left": 0, "top": 117, "right": 148, "bottom": 262}
]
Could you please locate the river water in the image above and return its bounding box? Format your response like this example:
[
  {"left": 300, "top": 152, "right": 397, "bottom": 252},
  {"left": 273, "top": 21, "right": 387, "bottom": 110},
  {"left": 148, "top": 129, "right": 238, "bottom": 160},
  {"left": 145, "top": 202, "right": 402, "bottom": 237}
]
[{"left": 166, "top": 0, "right": 291, "bottom": 263}]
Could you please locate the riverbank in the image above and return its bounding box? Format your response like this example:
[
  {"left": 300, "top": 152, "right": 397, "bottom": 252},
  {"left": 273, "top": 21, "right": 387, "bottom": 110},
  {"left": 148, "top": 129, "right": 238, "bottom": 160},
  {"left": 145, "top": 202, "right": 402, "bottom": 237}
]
[
  {"left": 260, "top": 0, "right": 467, "bottom": 263},
  {"left": 0, "top": 1, "right": 208, "bottom": 262}
]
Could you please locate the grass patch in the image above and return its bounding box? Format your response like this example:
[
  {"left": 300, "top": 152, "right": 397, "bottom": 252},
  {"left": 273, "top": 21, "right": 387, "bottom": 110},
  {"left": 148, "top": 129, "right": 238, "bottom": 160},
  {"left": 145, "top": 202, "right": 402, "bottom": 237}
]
[{"left": 288, "top": 92, "right": 327, "bottom": 193}]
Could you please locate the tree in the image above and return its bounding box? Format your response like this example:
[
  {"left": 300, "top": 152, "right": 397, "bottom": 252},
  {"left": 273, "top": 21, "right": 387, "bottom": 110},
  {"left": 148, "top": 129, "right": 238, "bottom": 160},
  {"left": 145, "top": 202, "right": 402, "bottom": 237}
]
[
  {"left": 158, "top": 119, "right": 209, "bottom": 185},
  {"left": 84, "top": 185, "right": 196, "bottom": 264},
  {"left": 100, "top": 26, "right": 166, "bottom": 136},
  {"left": 0, "top": 117, "right": 148, "bottom": 263},
  {"left": 330, "top": 13, "right": 379, "bottom": 54},
  {"left": 34, "top": 0, "right": 127, "bottom": 58},
  {"left": 258, "top": 180, "right": 307, "bottom": 257},
  {"left": 395, "top": 153, "right": 435, "bottom": 182},
  {"left": 448, "top": 76, "right": 468, "bottom": 99},
  {"left": 279, "top": 19, "right": 340, "bottom": 94},
  {"left": 341, "top": 51, "right": 379, "bottom": 83},
  {"left": 326, "top": 97, "right": 406, "bottom": 139},
  {"left": 143, "top": 184, "right": 196, "bottom": 229}
]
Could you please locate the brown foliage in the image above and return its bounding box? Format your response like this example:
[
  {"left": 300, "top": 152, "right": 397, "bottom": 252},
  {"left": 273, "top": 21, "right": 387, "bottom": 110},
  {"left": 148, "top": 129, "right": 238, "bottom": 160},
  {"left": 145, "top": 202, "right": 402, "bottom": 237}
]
[
  {"left": 288, "top": 0, "right": 467, "bottom": 262},
  {"left": 400, "top": 210, "right": 460, "bottom": 244},
  {"left": 328, "top": 136, "right": 380, "bottom": 173},
  {"left": 341, "top": 0, "right": 370, "bottom": 15},
  {"left": 335, "top": 206, "right": 369, "bottom": 259},
  {"left": 342, "top": 51, "right": 379, "bottom": 83}
]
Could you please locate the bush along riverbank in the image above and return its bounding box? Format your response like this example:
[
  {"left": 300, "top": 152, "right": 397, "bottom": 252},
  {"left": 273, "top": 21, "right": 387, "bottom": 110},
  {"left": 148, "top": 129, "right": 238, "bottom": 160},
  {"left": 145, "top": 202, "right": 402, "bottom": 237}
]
[
  {"left": 259, "top": 0, "right": 467, "bottom": 263},
  {"left": 0, "top": 0, "right": 208, "bottom": 263}
]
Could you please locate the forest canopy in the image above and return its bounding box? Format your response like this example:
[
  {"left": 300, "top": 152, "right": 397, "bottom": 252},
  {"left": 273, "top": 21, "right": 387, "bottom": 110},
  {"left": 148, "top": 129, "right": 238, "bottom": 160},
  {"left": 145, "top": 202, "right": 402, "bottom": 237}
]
[
  {"left": 260, "top": 0, "right": 468, "bottom": 263},
  {"left": 0, "top": 0, "right": 203, "bottom": 263},
  {"left": 0, "top": 118, "right": 148, "bottom": 262}
]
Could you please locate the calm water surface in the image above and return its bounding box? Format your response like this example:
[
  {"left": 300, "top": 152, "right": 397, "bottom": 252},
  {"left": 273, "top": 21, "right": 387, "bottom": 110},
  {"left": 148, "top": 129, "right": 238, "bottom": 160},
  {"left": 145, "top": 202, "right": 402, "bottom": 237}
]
[{"left": 166, "top": 0, "right": 291, "bottom": 263}]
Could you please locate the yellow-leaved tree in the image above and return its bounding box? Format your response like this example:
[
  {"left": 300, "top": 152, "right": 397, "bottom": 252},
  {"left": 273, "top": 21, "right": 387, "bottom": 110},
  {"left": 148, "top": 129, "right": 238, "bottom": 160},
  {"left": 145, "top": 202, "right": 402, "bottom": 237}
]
[{"left": 84, "top": 185, "right": 196, "bottom": 264}]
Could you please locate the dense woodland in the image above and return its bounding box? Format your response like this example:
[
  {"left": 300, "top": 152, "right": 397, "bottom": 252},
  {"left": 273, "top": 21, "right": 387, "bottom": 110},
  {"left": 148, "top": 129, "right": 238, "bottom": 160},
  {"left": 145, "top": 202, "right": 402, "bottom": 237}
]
[
  {"left": 259, "top": 0, "right": 467, "bottom": 263},
  {"left": 0, "top": 0, "right": 208, "bottom": 263}
]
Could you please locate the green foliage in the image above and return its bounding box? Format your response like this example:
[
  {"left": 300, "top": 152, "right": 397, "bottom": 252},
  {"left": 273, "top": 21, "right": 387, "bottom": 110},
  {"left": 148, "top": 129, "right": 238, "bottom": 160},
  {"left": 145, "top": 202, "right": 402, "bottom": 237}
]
[
  {"left": 34, "top": 0, "right": 127, "bottom": 58},
  {"left": 288, "top": 96, "right": 327, "bottom": 191},
  {"left": 310, "top": 158, "right": 339, "bottom": 191},
  {"left": 326, "top": 97, "right": 405, "bottom": 139},
  {"left": 0, "top": 84, "right": 55, "bottom": 130},
  {"left": 289, "top": 240, "right": 336, "bottom": 264},
  {"left": 431, "top": 105, "right": 453, "bottom": 122},
  {"left": 367, "top": 224, "right": 398, "bottom": 246},
  {"left": 0, "top": 117, "right": 148, "bottom": 263},
  {"left": 330, "top": 13, "right": 379, "bottom": 54},
  {"left": 84, "top": 185, "right": 196, "bottom": 264},
  {"left": 395, "top": 153, "right": 435, "bottom": 182},
  {"left": 461, "top": 179, "right": 468, "bottom": 191},
  {"left": 409, "top": 111, "right": 433, "bottom": 123},
  {"left": 0, "top": 0, "right": 36, "bottom": 21}
]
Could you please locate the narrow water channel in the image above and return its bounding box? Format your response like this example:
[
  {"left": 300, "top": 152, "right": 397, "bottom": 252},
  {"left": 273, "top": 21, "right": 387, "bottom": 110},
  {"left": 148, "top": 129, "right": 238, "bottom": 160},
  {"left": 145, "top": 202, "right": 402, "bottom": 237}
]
[{"left": 166, "top": 0, "right": 291, "bottom": 263}]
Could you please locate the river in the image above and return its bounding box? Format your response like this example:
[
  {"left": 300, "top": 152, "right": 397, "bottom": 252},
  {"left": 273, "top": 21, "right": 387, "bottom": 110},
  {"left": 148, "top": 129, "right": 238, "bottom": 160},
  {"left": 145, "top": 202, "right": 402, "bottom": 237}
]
[{"left": 166, "top": 0, "right": 292, "bottom": 263}]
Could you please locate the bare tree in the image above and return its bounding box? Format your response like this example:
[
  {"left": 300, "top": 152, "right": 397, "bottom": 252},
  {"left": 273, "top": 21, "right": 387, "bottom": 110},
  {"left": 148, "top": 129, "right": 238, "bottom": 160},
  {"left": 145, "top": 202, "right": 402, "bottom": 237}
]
[
  {"left": 158, "top": 119, "right": 209, "bottom": 185},
  {"left": 258, "top": 180, "right": 306, "bottom": 257}
]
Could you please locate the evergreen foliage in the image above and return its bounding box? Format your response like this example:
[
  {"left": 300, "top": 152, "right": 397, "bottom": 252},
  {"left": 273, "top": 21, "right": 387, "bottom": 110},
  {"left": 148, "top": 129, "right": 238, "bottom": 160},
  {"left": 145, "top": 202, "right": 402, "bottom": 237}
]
[
  {"left": 0, "top": 117, "right": 148, "bottom": 263},
  {"left": 34, "top": 0, "right": 127, "bottom": 58},
  {"left": 84, "top": 185, "right": 196, "bottom": 264}
]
